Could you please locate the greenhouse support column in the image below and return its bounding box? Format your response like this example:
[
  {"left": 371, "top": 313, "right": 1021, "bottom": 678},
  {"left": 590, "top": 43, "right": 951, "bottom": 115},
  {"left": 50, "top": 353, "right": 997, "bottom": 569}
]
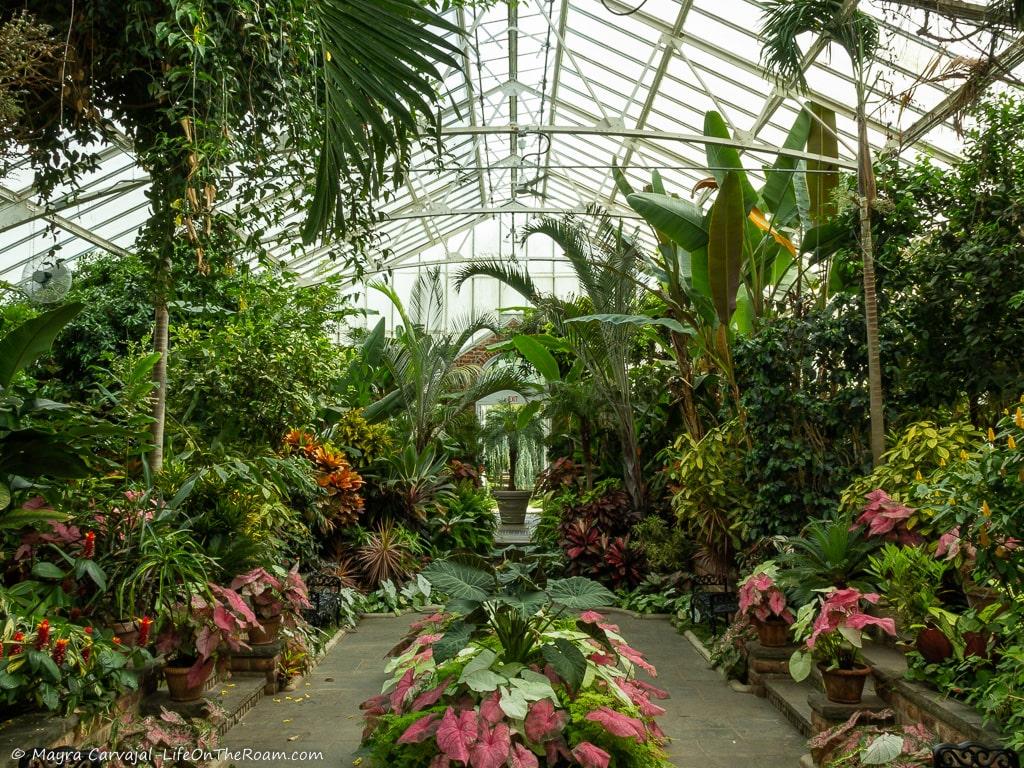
[{"left": 856, "top": 80, "right": 885, "bottom": 466}]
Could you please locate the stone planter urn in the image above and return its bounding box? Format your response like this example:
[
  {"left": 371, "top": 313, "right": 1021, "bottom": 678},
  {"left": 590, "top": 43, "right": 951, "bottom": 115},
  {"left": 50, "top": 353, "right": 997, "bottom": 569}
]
[{"left": 493, "top": 490, "right": 531, "bottom": 526}]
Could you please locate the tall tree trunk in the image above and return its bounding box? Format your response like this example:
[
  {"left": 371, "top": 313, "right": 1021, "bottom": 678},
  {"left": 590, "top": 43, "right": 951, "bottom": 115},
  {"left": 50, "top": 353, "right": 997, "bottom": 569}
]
[
  {"left": 670, "top": 328, "right": 703, "bottom": 439},
  {"left": 614, "top": 403, "right": 646, "bottom": 514},
  {"left": 148, "top": 247, "right": 173, "bottom": 474},
  {"left": 856, "top": 81, "right": 885, "bottom": 466},
  {"left": 579, "top": 416, "right": 594, "bottom": 491},
  {"left": 507, "top": 443, "right": 518, "bottom": 491},
  {"left": 149, "top": 295, "right": 169, "bottom": 473}
]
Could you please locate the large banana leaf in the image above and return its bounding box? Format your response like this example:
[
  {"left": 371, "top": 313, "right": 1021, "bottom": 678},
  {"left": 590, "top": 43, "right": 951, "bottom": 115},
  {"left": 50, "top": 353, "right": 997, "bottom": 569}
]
[
  {"left": 0, "top": 303, "right": 83, "bottom": 389},
  {"left": 626, "top": 193, "right": 708, "bottom": 252},
  {"left": 806, "top": 102, "right": 840, "bottom": 226},
  {"left": 302, "top": 0, "right": 462, "bottom": 242},
  {"left": 512, "top": 336, "right": 561, "bottom": 382},
  {"left": 761, "top": 107, "right": 812, "bottom": 226},
  {"left": 707, "top": 171, "right": 745, "bottom": 326},
  {"left": 702, "top": 111, "right": 759, "bottom": 211}
]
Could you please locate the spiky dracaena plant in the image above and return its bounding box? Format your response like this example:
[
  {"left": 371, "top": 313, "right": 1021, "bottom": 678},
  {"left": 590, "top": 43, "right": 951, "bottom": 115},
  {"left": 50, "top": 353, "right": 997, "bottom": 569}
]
[
  {"left": 760, "top": 0, "right": 885, "bottom": 465},
  {"left": 367, "top": 270, "right": 531, "bottom": 452},
  {"left": 456, "top": 208, "right": 648, "bottom": 513}
]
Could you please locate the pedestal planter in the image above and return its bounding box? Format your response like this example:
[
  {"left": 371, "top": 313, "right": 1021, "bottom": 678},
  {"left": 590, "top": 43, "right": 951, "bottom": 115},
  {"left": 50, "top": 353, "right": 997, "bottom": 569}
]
[
  {"left": 754, "top": 617, "right": 791, "bottom": 648},
  {"left": 248, "top": 614, "right": 283, "bottom": 646},
  {"left": 164, "top": 660, "right": 212, "bottom": 702},
  {"left": 493, "top": 490, "right": 531, "bottom": 526},
  {"left": 820, "top": 663, "right": 871, "bottom": 704}
]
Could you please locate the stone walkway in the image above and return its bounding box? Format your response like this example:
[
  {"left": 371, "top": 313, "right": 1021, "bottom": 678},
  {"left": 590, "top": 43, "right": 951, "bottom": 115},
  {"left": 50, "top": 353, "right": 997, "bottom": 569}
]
[{"left": 223, "top": 613, "right": 806, "bottom": 768}]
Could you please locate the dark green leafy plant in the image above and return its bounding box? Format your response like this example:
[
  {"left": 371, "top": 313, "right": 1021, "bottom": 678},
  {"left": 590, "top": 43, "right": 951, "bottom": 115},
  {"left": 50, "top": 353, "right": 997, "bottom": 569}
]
[
  {"left": 426, "top": 481, "right": 496, "bottom": 555},
  {"left": 422, "top": 554, "right": 615, "bottom": 667},
  {"left": 778, "top": 517, "right": 878, "bottom": 605}
]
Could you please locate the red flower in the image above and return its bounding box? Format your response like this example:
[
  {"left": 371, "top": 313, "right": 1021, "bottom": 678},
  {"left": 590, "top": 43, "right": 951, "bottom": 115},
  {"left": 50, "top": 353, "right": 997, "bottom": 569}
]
[
  {"left": 137, "top": 616, "right": 154, "bottom": 647},
  {"left": 35, "top": 619, "right": 50, "bottom": 650},
  {"left": 82, "top": 645, "right": 92, "bottom": 663},
  {"left": 11, "top": 631, "right": 24, "bottom": 655},
  {"left": 52, "top": 638, "right": 69, "bottom": 665},
  {"left": 112, "top": 636, "right": 122, "bottom": 646},
  {"left": 84, "top": 626, "right": 94, "bottom": 636},
  {"left": 82, "top": 531, "right": 96, "bottom": 559}
]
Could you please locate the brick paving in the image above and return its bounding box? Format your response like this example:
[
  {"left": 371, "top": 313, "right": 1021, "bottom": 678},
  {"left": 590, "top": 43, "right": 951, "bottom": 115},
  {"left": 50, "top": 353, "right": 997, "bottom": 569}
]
[{"left": 223, "top": 613, "right": 806, "bottom": 767}]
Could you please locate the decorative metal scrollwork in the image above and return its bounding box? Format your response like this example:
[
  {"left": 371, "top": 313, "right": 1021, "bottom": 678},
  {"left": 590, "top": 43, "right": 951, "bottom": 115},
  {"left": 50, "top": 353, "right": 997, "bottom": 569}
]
[
  {"left": 689, "top": 574, "right": 738, "bottom": 633},
  {"left": 302, "top": 569, "right": 346, "bottom": 627},
  {"left": 933, "top": 742, "right": 1020, "bottom": 768}
]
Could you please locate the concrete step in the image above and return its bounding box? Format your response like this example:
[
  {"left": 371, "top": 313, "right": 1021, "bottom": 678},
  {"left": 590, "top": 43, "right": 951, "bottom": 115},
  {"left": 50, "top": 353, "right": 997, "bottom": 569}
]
[{"left": 764, "top": 675, "right": 815, "bottom": 738}]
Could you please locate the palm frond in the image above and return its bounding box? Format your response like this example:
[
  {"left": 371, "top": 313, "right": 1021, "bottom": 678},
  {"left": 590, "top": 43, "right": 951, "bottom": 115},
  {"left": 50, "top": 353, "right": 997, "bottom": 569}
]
[
  {"left": 453, "top": 259, "right": 542, "bottom": 304},
  {"left": 303, "top": 0, "right": 462, "bottom": 242},
  {"left": 759, "top": 0, "right": 879, "bottom": 90}
]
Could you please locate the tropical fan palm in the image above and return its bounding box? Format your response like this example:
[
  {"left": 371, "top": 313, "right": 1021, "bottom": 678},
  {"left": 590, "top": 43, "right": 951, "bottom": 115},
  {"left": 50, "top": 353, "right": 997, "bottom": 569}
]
[
  {"left": 303, "top": 0, "right": 462, "bottom": 242},
  {"left": 455, "top": 208, "right": 649, "bottom": 512},
  {"left": 367, "top": 270, "right": 532, "bottom": 451},
  {"left": 480, "top": 402, "right": 546, "bottom": 491}
]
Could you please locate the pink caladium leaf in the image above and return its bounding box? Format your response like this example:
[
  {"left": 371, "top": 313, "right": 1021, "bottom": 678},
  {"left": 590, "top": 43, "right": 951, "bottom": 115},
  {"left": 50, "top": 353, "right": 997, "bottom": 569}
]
[
  {"left": 411, "top": 676, "right": 454, "bottom": 712},
  {"left": 212, "top": 604, "right": 237, "bottom": 633},
  {"left": 585, "top": 707, "right": 647, "bottom": 742},
  {"left": 397, "top": 713, "right": 441, "bottom": 744},
  {"left": 185, "top": 657, "right": 214, "bottom": 688},
  {"left": 544, "top": 739, "right": 572, "bottom": 765},
  {"left": 429, "top": 756, "right": 451, "bottom": 768},
  {"left": 360, "top": 693, "right": 389, "bottom": 712},
  {"left": 614, "top": 643, "right": 657, "bottom": 676},
  {"left": 194, "top": 626, "right": 219, "bottom": 660},
  {"left": 507, "top": 742, "right": 539, "bottom": 768},
  {"left": 524, "top": 698, "right": 567, "bottom": 743},
  {"left": 479, "top": 690, "right": 503, "bottom": 725},
  {"left": 436, "top": 706, "right": 478, "bottom": 763},
  {"left": 390, "top": 669, "right": 417, "bottom": 714},
  {"left": 571, "top": 742, "right": 611, "bottom": 768},
  {"left": 632, "top": 680, "right": 669, "bottom": 700},
  {"left": 469, "top": 722, "right": 511, "bottom": 768}
]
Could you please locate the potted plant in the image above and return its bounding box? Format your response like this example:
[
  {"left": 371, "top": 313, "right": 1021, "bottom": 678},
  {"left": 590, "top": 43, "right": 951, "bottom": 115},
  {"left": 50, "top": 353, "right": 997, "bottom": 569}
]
[
  {"left": 737, "top": 561, "right": 794, "bottom": 647},
  {"left": 867, "top": 542, "right": 948, "bottom": 655},
  {"left": 230, "top": 565, "right": 312, "bottom": 645},
  {"left": 480, "top": 401, "right": 545, "bottom": 526},
  {"left": 156, "top": 583, "right": 259, "bottom": 702},
  {"left": 789, "top": 588, "right": 896, "bottom": 704}
]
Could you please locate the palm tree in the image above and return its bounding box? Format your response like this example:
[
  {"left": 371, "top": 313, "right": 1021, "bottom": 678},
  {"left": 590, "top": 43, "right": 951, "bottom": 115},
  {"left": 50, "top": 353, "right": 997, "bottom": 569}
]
[
  {"left": 455, "top": 209, "right": 649, "bottom": 512},
  {"left": 760, "top": 0, "right": 886, "bottom": 465},
  {"left": 479, "top": 402, "right": 546, "bottom": 491},
  {"left": 367, "top": 270, "right": 531, "bottom": 452}
]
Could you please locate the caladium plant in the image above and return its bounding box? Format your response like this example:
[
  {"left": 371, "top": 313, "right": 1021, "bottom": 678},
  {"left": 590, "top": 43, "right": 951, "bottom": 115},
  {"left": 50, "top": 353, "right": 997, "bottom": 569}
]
[
  {"left": 230, "top": 564, "right": 312, "bottom": 621},
  {"left": 359, "top": 603, "right": 673, "bottom": 768}
]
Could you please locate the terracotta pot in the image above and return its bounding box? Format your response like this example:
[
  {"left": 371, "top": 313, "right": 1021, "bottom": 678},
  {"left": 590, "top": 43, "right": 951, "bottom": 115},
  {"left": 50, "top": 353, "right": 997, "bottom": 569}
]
[
  {"left": 493, "top": 490, "right": 531, "bottom": 526},
  {"left": 820, "top": 663, "right": 871, "bottom": 704},
  {"left": 754, "top": 617, "right": 791, "bottom": 648},
  {"left": 164, "top": 660, "right": 212, "bottom": 702},
  {"left": 249, "top": 613, "right": 283, "bottom": 645},
  {"left": 916, "top": 625, "right": 954, "bottom": 664},
  {"left": 111, "top": 619, "right": 139, "bottom": 647}
]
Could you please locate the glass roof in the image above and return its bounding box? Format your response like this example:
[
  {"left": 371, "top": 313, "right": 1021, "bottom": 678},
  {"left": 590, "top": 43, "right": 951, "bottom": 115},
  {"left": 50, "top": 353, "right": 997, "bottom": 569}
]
[{"left": 2, "top": 0, "right": 1021, "bottom": 324}]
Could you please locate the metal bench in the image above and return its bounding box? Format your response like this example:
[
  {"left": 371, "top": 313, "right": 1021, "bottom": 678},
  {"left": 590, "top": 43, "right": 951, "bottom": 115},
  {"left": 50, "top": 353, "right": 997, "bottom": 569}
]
[
  {"left": 933, "top": 742, "right": 1020, "bottom": 767},
  {"left": 302, "top": 569, "right": 346, "bottom": 627},
  {"left": 689, "top": 574, "right": 738, "bottom": 633}
]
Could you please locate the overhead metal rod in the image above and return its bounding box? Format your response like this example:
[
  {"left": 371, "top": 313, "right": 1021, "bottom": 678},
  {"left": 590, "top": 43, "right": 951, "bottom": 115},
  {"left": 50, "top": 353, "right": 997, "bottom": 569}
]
[
  {"left": 439, "top": 124, "right": 859, "bottom": 168},
  {"left": 387, "top": 205, "right": 642, "bottom": 219},
  {"left": 0, "top": 185, "right": 132, "bottom": 259}
]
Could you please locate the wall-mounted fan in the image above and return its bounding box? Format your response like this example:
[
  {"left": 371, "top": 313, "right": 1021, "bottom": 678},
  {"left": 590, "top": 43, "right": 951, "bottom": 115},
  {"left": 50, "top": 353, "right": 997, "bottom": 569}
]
[{"left": 20, "top": 253, "right": 73, "bottom": 304}]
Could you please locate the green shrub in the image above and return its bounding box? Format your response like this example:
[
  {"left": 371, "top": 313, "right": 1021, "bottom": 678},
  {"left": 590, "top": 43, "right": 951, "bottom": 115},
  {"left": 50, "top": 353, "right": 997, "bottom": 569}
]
[
  {"left": 629, "top": 515, "right": 692, "bottom": 574},
  {"left": 426, "top": 481, "right": 497, "bottom": 555}
]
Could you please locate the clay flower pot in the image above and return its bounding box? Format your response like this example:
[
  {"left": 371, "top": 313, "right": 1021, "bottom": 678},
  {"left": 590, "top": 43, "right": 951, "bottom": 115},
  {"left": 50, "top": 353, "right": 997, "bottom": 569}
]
[
  {"left": 915, "top": 625, "right": 954, "bottom": 664},
  {"left": 754, "top": 617, "right": 791, "bottom": 648},
  {"left": 819, "top": 663, "right": 871, "bottom": 704},
  {"left": 249, "top": 613, "right": 283, "bottom": 645},
  {"left": 110, "top": 619, "right": 139, "bottom": 647},
  {"left": 164, "top": 659, "right": 212, "bottom": 702}
]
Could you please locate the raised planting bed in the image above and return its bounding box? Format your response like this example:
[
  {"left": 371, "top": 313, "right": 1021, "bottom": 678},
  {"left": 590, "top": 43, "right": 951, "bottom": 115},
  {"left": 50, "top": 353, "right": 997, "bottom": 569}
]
[{"left": 358, "top": 557, "right": 673, "bottom": 767}]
